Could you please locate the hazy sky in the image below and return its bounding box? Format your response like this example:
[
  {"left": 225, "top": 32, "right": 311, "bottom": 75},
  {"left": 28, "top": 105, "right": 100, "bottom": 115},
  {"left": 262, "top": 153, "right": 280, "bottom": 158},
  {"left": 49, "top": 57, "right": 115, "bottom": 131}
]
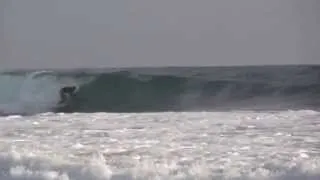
[{"left": 1, "top": 0, "right": 319, "bottom": 70}]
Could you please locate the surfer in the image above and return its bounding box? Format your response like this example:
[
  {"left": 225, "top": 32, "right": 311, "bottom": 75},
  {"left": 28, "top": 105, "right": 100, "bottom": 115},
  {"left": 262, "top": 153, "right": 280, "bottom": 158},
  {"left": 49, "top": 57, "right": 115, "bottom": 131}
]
[{"left": 58, "top": 86, "right": 77, "bottom": 104}]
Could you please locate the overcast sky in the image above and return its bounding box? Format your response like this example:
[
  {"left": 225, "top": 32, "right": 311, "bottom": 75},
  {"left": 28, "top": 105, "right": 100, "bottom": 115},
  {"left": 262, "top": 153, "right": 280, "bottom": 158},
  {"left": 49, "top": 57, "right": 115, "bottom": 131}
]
[{"left": 0, "top": 0, "right": 319, "bottom": 70}]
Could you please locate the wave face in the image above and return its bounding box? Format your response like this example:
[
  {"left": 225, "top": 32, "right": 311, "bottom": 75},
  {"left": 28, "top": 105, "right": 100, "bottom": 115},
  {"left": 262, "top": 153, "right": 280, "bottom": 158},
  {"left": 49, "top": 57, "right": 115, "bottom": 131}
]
[{"left": 0, "top": 65, "right": 319, "bottom": 114}]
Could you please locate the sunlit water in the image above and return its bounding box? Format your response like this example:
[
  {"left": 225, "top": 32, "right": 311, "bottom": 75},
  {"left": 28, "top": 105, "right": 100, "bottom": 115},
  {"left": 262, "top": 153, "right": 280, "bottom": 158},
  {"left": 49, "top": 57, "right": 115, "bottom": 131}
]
[{"left": 0, "top": 110, "right": 319, "bottom": 180}]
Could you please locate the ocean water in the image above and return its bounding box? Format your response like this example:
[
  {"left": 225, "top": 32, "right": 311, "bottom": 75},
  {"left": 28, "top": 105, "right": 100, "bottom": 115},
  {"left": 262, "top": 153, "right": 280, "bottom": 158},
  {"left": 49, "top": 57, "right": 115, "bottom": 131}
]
[{"left": 0, "top": 65, "right": 319, "bottom": 180}]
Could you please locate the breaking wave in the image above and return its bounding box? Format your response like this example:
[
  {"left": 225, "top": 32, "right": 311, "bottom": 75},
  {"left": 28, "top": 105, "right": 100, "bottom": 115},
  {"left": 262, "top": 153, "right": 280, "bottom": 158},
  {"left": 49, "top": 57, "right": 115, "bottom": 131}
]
[
  {"left": 0, "top": 70, "right": 81, "bottom": 115},
  {"left": 0, "top": 65, "right": 319, "bottom": 115}
]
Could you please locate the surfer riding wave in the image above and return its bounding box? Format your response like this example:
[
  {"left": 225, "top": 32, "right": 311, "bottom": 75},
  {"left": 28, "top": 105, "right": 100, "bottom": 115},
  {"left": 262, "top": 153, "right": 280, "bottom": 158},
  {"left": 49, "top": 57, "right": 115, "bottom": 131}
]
[{"left": 58, "top": 86, "right": 77, "bottom": 104}]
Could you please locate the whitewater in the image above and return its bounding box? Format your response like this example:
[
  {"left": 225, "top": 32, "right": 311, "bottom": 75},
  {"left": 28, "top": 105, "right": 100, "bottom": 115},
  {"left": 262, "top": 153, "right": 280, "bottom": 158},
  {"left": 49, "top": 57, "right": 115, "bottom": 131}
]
[
  {"left": 0, "top": 111, "right": 319, "bottom": 180},
  {"left": 0, "top": 66, "right": 319, "bottom": 179}
]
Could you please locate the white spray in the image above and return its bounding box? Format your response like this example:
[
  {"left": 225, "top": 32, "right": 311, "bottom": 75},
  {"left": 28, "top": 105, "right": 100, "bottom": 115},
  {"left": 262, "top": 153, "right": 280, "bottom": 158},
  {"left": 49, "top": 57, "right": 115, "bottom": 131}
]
[{"left": 0, "top": 71, "right": 68, "bottom": 115}]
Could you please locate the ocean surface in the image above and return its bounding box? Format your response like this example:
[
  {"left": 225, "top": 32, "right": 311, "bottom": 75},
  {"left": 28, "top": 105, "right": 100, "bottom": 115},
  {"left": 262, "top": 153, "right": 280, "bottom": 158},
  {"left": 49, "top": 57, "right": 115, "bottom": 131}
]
[{"left": 0, "top": 65, "right": 319, "bottom": 180}]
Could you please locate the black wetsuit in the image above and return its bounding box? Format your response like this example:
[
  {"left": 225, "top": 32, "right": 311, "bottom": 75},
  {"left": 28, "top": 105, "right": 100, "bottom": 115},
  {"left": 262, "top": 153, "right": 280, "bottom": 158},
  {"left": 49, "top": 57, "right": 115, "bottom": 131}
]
[{"left": 59, "top": 86, "right": 76, "bottom": 104}]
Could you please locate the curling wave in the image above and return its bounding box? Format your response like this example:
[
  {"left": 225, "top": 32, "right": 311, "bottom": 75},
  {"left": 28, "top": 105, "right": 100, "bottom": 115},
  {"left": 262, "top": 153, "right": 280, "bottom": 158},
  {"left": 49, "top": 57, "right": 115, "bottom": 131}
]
[{"left": 0, "top": 65, "right": 319, "bottom": 115}]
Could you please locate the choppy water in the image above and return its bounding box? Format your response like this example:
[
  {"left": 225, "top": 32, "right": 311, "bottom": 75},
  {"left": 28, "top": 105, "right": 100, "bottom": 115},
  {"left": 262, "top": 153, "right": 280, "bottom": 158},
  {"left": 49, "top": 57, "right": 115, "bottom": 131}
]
[{"left": 0, "top": 110, "right": 319, "bottom": 180}]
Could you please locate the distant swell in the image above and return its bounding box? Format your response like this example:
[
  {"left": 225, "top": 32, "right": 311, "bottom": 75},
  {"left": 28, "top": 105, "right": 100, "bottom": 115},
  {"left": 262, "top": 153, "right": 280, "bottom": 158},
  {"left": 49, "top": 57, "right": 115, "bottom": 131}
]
[{"left": 0, "top": 65, "right": 319, "bottom": 115}]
